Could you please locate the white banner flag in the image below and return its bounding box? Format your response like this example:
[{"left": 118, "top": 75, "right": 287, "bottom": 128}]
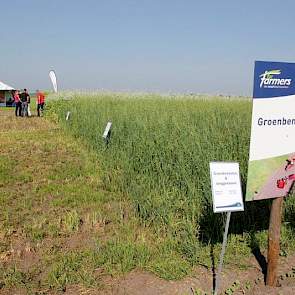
[{"left": 49, "top": 70, "right": 58, "bottom": 93}]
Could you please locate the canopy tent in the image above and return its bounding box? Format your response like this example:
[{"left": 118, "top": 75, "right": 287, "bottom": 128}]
[
  {"left": 0, "top": 81, "right": 14, "bottom": 91},
  {"left": 0, "top": 81, "right": 15, "bottom": 106}
]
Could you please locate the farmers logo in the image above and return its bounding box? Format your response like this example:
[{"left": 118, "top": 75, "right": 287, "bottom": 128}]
[{"left": 259, "top": 70, "right": 292, "bottom": 89}]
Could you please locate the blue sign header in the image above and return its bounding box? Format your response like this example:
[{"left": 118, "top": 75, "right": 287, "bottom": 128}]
[{"left": 253, "top": 61, "right": 295, "bottom": 98}]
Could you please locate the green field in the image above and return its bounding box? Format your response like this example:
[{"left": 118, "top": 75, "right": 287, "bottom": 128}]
[
  {"left": 47, "top": 92, "right": 295, "bottom": 244},
  {"left": 47, "top": 93, "right": 253, "bottom": 238},
  {"left": 1, "top": 93, "right": 295, "bottom": 293}
]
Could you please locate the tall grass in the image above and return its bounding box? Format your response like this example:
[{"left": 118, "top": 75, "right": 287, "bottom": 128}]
[{"left": 47, "top": 92, "right": 295, "bottom": 261}]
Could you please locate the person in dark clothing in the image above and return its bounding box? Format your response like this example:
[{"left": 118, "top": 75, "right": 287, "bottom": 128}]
[{"left": 20, "top": 89, "right": 30, "bottom": 117}]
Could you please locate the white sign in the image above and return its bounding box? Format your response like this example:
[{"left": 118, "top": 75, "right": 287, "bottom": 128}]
[
  {"left": 246, "top": 61, "right": 295, "bottom": 201},
  {"left": 210, "top": 162, "right": 244, "bottom": 213},
  {"left": 66, "top": 111, "right": 71, "bottom": 121},
  {"left": 102, "top": 122, "right": 112, "bottom": 139},
  {"left": 249, "top": 96, "right": 295, "bottom": 161}
]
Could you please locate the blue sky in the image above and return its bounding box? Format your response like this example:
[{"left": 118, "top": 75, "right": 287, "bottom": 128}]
[{"left": 1, "top": 0, "right": 295, "bottom": 95}]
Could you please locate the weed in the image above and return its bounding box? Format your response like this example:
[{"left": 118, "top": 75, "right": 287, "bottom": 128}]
[
  {"left": 0, "top": 265, "right": 28, "bottom": 288},
  {"left": 62, "top": 210, "right": 81, "bottom": 233},
  {"left": 47, "top": 251, "right": 97, "bottom": 290},
  {"left": 98, "top": 239, "right": 151, "bottom": 274},
  {"left": 224, "top": 280, "right": 240, "bottom": 294},
  {"left": 244, "top": 280, "right": 251, "bottom": 290}
]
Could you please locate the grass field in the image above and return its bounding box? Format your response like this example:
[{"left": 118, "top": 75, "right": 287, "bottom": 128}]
[
  {"left": 47, "top": 92, "right": 295, "bottom": 243},
  {"left": 47, "top": 93, "right": 253, "bottom": 239},
  {"left": 1, "top": 93, "right": 295, "bottom": 293}
]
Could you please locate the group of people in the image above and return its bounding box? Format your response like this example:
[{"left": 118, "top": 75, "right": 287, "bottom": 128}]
[{"left": 13, "top": 89, "right": 45, "bottom": 117}]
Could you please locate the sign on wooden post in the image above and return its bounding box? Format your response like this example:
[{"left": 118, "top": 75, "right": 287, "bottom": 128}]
[
  {"left": 246, "top": 61, "right": 295, "bottom": 286},
  {"left": 102, "top": 121, "right": 112, "bottom": 144},
  {"left": 210, "top": 162, "right": 244, "bottom": 295},
  {"left": 66, "top": 111, "right": 71, "bottom": 121}
]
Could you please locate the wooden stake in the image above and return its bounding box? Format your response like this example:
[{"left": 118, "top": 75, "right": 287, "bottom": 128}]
[{"left": 266, "top": 196, "right": 283, "bottom": 286}]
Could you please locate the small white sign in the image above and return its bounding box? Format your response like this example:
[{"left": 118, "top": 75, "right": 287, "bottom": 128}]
[
  {"left": 103, "top": 122, "right": 112, "bottom": 139},
  {"left": 66, "top": 111, "right": 71, "bottom": 121},
  {"left": 210, "top": 162, "right": 244, "bottom": 213}
]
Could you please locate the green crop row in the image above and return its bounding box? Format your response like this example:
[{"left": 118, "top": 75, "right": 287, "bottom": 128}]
[{"left": 46, "top": 92, "right": 295, "bottom": 257}]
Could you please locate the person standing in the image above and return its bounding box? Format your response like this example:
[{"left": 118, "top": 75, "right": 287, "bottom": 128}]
[
  {"left": 20, "top": 89, "right": 27, "bottom": 116},
  {"left": 13, "top": 90, "right": 22, "bottom": 117},
  {"left": 20, "top": 89, "right": 30, "bottom": 117},
  {"left": 25, "top": 89, "right": 31, "bottom": 116},
  {"left": 36, "top": 90, "right": 45, "bottom": 117}
]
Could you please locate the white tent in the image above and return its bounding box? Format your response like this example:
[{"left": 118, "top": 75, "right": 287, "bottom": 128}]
[
  {"left": 0, "top": 81, "right": 14, "bottom": 91},
  {"left": 0, "top": 80, "right": 15, "bottom": 106}
]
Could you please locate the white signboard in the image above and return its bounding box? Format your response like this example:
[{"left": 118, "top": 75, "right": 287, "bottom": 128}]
[
  {"left": 210, "top": 162, "right": 244, "bottom": 213},
  {"left": 246, "top": 61, "right": 295, "bottom": 201},
  {"left": 102, "top": 122, "right": 112, "bottom": 139}
]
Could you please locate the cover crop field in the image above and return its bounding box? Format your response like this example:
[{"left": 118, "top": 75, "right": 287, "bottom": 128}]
[
  {"left": 49, "top": 93, "right": 253, "bottom": 243},
  {"left": 48, "top": 92, "right": 295, "bottom": 258},
  {"left": 1, "top": 93, "right": 295, "bottom": 294}
]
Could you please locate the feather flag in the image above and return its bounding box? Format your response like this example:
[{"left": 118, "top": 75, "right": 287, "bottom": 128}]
[{"left": 49, "top": 70, "right": 58, "bottom": 93}]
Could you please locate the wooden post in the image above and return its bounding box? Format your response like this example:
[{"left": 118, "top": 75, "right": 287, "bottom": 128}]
[{"left": 266, "top": 196, "right": 284, "bottom": 286}]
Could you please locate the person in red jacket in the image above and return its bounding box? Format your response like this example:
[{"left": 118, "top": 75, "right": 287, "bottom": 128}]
[{"left": 36, "top": 90, "right": 45, "bottom": 117}]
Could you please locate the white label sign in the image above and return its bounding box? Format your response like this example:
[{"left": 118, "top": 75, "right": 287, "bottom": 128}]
[
  {"left": 210, "top": 162, "right": 244, "bottom": 213},
  {"left": 103, "top": 122, "right": 112, "bottom": 139}
]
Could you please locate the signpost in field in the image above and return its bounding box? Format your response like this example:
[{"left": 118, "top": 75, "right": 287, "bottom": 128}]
[
  {"left": 210, "top": 162, "right": 244, "bottom": 295},
  {"left": 103, "top": 121, "right": 112, "bottom": 145},
  {"left": 246, "top": 61, "right": 295, "bottom": 286}
]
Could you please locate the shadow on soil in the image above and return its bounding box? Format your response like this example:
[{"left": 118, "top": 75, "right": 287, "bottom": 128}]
[
  {"left": 249, "top": 231, "right": 267, "bottom": 283},
  {"left": 210, "top": 245, "right": 216, "bottom": 291},
  {"left": 199, "top": 200, "right": 272, "bottom": 244}
]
